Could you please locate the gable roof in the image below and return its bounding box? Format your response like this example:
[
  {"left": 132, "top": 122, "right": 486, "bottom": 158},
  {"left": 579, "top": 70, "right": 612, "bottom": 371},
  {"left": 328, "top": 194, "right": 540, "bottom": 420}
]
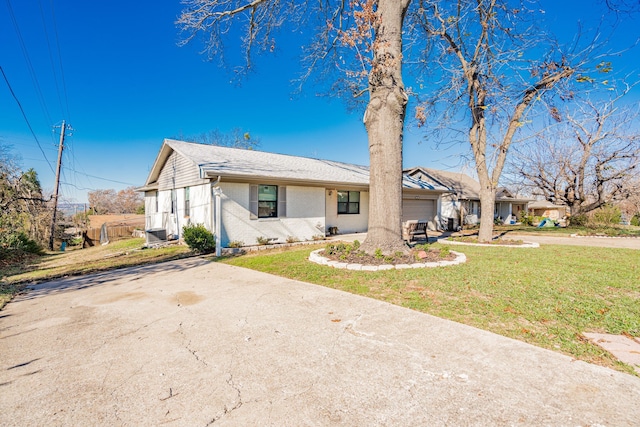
[
  {"left": 142, "top": 139, "right": 449, "bottom": 192},
  {"left": 405, "top": 167, "right": 481, "bottom": 199},
  {"left": 528, "top": 200, "right": 567, "bottom": 209},
  {"left": 405, "top": 166, "right": 532, "bottom": 202}
]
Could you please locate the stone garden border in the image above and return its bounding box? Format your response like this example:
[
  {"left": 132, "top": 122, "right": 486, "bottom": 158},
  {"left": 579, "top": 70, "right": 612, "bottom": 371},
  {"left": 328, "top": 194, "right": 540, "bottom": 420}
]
[{"left": 308, "top": 249, "right": 467, "bottom": 271}]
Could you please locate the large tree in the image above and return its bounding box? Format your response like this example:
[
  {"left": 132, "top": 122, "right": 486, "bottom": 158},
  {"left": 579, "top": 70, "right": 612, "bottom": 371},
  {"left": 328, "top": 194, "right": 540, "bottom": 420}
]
[
  {"left": 510, "top": 86, "right": 640, "bottom": 216},
  {"left": 178, "top": 0, "right": 411, "bottom": 254},
  {"left": 0, "top": 142, "right": 48, "bottom": 248},
  {"left": 415, "top": 0, "right": 577, "bottom": 241}
]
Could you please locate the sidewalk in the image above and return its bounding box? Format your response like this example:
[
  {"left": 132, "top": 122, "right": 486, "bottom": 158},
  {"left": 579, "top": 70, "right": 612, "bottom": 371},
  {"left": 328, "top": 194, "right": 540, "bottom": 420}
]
[{"left": 1, "top": 258, "right": 638, "bottom": 425}]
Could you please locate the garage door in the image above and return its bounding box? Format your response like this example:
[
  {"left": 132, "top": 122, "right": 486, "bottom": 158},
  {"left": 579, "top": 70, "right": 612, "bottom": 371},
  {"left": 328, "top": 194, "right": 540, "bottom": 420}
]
[{"left": 402, "top": 199, "right": 435, "bottom": 223}]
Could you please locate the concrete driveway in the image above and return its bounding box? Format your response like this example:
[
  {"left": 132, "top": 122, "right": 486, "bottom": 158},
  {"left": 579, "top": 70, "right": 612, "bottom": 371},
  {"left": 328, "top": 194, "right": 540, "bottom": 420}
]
[{"left": 1, "top": 257, "right": 639, "bottom": 426}]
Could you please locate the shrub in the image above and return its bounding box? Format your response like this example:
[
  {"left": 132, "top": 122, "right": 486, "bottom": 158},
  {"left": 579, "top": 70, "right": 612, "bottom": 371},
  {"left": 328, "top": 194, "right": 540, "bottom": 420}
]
[
  {"left": 312, "top": 234, "right": 325, "bottom": 241},
  {"left": 439, "top": 246, "right": 451, "bottom": 258},
  {"left": 256, "top": 236, "right": 270, "bottom": 245},
  {"left": 520, "top": 212, "right": 534, "bottom": 226},
  {"left": 227, "top": 240, "right": 244, "bottom": 248},
  {"left": 569, "top": 214, "right": 588, "bottom": 227},
  {"left": 182, "top": 223, "right": 215, "bottom": 253},
  {"left": 286, "top": 235, "right": 299, "bottom": 244},
  {"left": 592, "top": 205, "right": 622, "bottom": 225},
  {"left": 1, "top": 232, "right": 43, "bottom": 255},
  {"left": 631, "top": 214, "right": 640, "bottom": 227}
]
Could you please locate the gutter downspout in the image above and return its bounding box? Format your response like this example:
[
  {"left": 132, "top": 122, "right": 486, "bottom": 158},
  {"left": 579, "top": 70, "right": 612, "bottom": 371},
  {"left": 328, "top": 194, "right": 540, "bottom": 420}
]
[{"left": 210, "top": 176, "right": 222, "bottom": 257}]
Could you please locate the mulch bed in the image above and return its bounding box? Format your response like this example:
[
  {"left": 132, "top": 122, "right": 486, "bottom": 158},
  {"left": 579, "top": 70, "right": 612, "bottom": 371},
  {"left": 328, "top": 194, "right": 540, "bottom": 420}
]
[{"left": 322, "top": 248, "right": 456, "bottom": 266}]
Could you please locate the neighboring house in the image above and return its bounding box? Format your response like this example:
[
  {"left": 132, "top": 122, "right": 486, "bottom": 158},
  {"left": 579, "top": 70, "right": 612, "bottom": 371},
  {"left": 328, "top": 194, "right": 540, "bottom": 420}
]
[
  {"left": 404, "top": 167, "right": 531, "bottom": 228},
  {"left": 528, "top": 200, "right": 568, "bottom": 221},
  {"left": 138, "top": 140, "right": 449, "bottom": 247}
]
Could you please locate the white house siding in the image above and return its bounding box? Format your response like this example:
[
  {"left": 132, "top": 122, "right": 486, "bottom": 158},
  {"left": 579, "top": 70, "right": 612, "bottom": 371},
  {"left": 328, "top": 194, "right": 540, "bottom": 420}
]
[
  {"left": 145, "top": 183, "right": 212, "bottom": 238},
  {"left": 156, "top": 151, "right": 208, "bottom": 190},
  {"left": 325, "top": 190, "right": 369, "bottom": 234},
  {"left": 217, "top": 182, "right": 325, "bottom": 247}
]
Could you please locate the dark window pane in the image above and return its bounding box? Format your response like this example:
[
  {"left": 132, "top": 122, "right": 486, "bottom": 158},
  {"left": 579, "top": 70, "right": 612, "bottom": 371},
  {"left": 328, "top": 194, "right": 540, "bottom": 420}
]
[{"left": 337, "top": 190, "right": 360, "bottom": 215}]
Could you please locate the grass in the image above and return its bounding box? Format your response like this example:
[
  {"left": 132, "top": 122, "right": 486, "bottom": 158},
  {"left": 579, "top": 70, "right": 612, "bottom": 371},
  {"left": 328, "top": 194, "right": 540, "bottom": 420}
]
[
  {"left": 221, "top": 243, "right": 640, "bottom": 375},
  {"left": 0, "top": 238, "right": 192, "bottom": 308},
  {"left": 494, "top": 224, "right": 640, "bottom": 237}
]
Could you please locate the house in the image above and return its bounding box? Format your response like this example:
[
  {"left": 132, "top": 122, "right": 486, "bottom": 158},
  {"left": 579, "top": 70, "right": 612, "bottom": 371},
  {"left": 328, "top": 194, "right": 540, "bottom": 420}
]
[
  {"left": 528, "top": 200, "right": 568, "bottom": 221},
  {"left": 404, "top": 167, "right": 531, "bottom": 229},
  {"left": 138, "top": 139, "right": 450, "bottom": 248}
]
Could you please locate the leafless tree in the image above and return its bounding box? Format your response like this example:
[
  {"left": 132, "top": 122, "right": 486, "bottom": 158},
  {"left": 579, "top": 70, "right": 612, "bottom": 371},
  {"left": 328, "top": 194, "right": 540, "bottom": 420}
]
[
  {"left": 177, "top": 0, "right": 413, "bottom": 253},
  {"left": 175, "top": 128, "right": 260, "bottom": 150},
  {"left": 88, "top": 187, "right": 143, "bottom": 214},
  {"left": 510, "top": 85, "right": 640, "bottom": 217},
  {"left": 412, "top": 0, "right": 586, "bottom": 241}
]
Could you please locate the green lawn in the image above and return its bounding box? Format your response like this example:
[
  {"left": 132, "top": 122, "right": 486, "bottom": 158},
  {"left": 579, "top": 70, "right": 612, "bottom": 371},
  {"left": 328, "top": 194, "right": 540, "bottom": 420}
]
[{"left": 222, "top": 243, "right": 640, "bottom": 375}]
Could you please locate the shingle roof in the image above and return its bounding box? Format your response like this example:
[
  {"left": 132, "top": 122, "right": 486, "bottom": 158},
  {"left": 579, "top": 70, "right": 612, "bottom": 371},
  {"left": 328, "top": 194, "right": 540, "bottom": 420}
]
[
  {"left": 405, "top": 167, "right": 481, "bottom": 199},
  {"left": 405, "top": 166, "right": 532, "bottom": 202},
  {"left": 528, "top": 200, "right": 567, "bottom": 209},
  {"left": 144, "top": 139, "right": 450, "bottom": 192}
]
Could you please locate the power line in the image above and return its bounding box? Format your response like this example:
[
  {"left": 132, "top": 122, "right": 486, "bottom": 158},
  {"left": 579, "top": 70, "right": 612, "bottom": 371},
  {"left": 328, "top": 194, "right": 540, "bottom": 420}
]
[
  {"left": 47, "top": 0, "right": 71, "bottom": 120},
  {"left": 5, "top": 0, "right": 53, "bottom": 126},
  {"left": 1, "top": 65, "right": 55, "bottom": 174},
  {"left": 38, "top": 0, "right": 65, "bottom": 120},
  {"left": 62, "top": 167, "right": 138, "bottom": 186}
]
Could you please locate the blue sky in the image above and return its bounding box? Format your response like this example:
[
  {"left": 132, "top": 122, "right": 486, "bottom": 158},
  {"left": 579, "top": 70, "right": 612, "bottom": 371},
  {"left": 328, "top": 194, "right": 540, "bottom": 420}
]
[{"left": 1, "top": 1, "right": 638, "bottom": 204}]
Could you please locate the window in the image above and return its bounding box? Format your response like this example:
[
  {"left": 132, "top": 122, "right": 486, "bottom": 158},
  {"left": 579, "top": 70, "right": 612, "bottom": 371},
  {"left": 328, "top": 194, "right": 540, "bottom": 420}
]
[
  {"left": 250, "top": 185, "right": 286, "bottom": 219},
  {"left": 337, "top": 191, "right": 360, "bottom": 214},
  {"left": 258, "top": 185, "right": 278, "bottom": 218},
  {"left": 170, "top": 189, "right": 176, "bottom": 214},
  {"left": 184, "top": 187, "right": 190, "bottom": 217},
  {"left": 153, "top": 191, "right": 158, "bottom": 213}
]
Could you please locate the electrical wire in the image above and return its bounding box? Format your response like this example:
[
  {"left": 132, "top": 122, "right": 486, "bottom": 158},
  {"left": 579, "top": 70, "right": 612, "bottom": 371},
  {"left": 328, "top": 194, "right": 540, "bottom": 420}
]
[
  {"left": 5, "top": 0, "right": 53, "bottom": 126},
  {"left": 38, "top": 0, "right": 65, "bottom": 120},
  {"left": 1, "top": 65, "right": 56, "bottom": 174},
  {"left": 48, "top": 0, "right": 71, "bottom": 120}
]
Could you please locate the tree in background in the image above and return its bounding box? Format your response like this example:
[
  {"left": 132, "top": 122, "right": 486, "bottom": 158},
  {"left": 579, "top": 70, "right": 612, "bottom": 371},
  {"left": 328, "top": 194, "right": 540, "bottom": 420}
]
[
  {"left": 178, "top": 0, "right": 412, "bottom": 254},
  {"left": 88, "top": 186, "right": 143, "bottom": 214},
  {"left": 176, "top": 128, "right": 260, "bottom": 150},
  {"left": 509, "top": 85, "right": 640, "bottom": 217},
  {"left": 414, "top": 0, "right": 582, "bottom": 241}
]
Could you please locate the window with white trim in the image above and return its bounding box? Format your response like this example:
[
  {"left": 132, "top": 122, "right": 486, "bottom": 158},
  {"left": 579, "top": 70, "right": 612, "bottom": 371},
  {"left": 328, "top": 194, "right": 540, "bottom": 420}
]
[{"left": 250, "top": 185, "right": 286, "bottom": 219}]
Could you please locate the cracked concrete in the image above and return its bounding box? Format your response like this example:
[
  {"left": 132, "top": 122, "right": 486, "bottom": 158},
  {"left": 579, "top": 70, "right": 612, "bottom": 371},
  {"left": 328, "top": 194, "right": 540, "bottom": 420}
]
[{"left": 1, "top": 257, "right": 639, "bottom": 426}]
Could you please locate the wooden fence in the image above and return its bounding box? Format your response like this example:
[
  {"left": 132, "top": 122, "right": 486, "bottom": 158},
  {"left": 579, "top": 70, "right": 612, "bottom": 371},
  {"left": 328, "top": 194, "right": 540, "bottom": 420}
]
[{"left": 83, "top": 225, "right": 139, "bottom": 247}]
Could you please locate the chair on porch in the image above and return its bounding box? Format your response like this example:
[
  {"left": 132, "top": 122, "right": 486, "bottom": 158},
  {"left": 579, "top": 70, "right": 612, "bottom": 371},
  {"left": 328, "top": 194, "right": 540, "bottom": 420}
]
[{"left": 402, "top": 220, "right": 428, "bottom": 243}]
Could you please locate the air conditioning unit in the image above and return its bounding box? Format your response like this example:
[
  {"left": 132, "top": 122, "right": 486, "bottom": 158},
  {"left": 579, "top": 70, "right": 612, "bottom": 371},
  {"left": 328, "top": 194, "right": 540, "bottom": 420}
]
[{"left": 146, "top": 228, "right": 167, "bottom": 244}]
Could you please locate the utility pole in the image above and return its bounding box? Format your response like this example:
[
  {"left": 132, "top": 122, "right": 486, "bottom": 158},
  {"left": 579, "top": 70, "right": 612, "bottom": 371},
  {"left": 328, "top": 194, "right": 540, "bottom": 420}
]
[{"left": 49, "top": 120, "right": 68, "bottom": 251}]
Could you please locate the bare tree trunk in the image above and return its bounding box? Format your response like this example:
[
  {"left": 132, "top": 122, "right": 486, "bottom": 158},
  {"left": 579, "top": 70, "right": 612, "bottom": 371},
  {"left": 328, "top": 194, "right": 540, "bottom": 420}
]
[
  {"left": 360, "top": 0, "right": 410, "bottom": 255},
  {"left": 478, "top": 183, "right": 496, "bottom": 242}
]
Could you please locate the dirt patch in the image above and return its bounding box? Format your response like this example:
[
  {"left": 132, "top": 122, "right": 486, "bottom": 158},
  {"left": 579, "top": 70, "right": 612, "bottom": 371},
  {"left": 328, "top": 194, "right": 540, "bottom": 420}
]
[{"left": 174, "top": 291, "right": 205, "bottom": 306}]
